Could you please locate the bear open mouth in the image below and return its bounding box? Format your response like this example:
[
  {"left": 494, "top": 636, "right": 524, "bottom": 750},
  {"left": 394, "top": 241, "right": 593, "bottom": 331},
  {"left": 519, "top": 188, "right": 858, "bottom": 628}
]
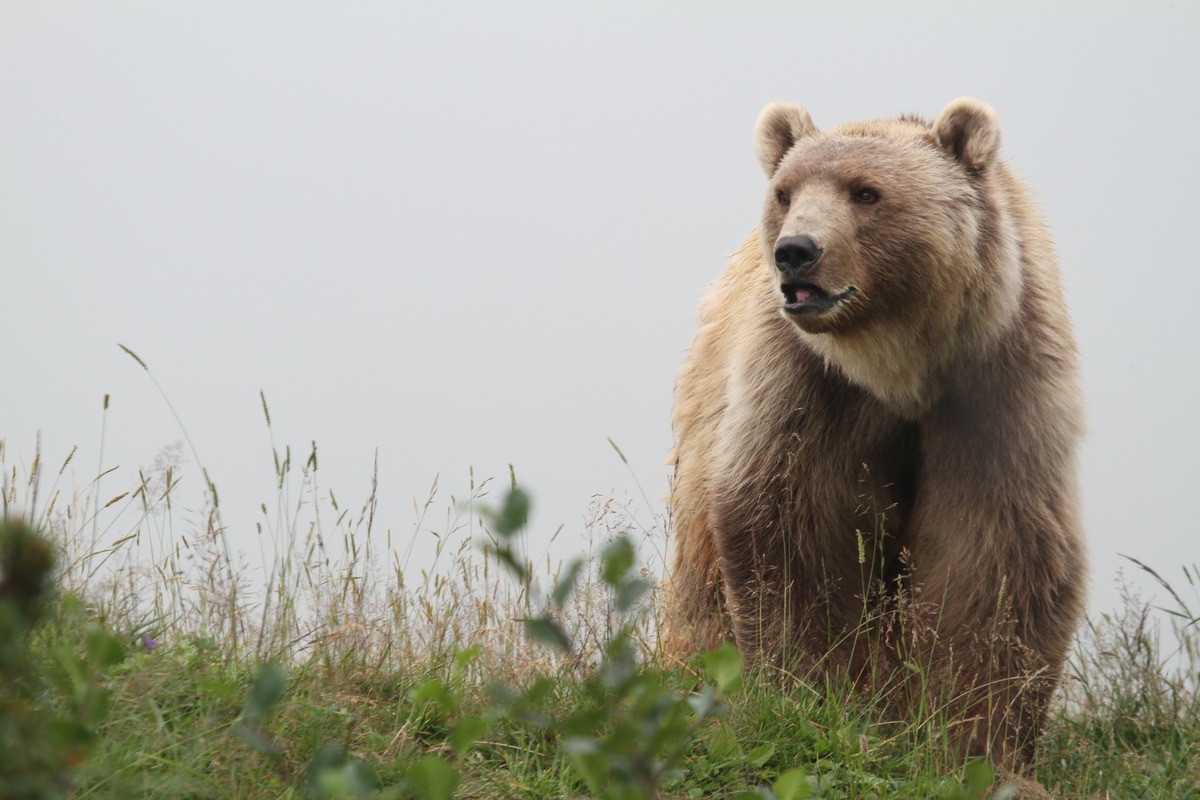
[{"left": 781, "top": 283, "right": 857, "bottom": 314}]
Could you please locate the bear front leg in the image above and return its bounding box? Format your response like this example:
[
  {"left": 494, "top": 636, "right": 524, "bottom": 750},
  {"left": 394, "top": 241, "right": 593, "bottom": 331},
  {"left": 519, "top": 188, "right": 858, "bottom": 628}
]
[
  {"left": 907, "top": 443, "right": 1086, "bottom": 770},
  {"left": 660, "top": 499, "right": 731, "bottom": 661}
]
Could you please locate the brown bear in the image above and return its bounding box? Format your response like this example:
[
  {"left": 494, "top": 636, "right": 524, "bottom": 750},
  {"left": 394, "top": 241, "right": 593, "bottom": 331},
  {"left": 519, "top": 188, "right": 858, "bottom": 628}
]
[{"left": 664, "top": 98, "right": 1086, "bottom": 786}]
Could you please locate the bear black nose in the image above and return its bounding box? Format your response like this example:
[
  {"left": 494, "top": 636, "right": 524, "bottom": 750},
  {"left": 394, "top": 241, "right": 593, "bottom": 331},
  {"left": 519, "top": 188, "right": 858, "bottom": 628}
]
[{"left": 774, "top": 235, "right": 823, "bottom": 278}]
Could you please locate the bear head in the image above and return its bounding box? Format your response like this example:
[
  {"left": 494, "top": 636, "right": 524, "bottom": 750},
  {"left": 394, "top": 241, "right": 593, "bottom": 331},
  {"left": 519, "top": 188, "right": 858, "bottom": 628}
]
[{"left": 752, "top": 98, "right": 1023, "bottom": 417}]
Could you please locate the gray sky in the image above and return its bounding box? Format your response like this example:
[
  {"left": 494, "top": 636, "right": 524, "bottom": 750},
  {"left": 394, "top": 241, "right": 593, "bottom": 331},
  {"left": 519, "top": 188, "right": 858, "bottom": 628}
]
[{"left": 3, "top": 2, "right": 1198, "bottom": 623}]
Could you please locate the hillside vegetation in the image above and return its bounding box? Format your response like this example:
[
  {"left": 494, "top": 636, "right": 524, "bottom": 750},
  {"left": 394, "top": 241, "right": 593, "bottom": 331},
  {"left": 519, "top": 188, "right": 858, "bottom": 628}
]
[{"left": 2, "top": 420, "right": 1197, "bottom": 799}]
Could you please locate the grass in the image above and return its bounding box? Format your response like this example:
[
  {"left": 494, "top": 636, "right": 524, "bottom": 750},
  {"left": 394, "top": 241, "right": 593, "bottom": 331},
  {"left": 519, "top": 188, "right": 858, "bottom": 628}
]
[{"left": 2, "top": 387, "right": 1198, "bottom": 799}]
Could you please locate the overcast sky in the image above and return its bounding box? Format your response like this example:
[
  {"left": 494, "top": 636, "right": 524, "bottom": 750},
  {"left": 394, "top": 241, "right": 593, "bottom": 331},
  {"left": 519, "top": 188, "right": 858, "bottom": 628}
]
[{"left": 3, "top": 2, "right": 1198, "bottom": 624}]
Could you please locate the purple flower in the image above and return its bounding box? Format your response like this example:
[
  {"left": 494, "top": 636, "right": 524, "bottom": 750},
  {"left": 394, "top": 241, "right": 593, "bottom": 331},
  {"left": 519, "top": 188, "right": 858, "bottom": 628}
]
[{"left": 141, "top": 635, "right": 159, "bottom": 652}]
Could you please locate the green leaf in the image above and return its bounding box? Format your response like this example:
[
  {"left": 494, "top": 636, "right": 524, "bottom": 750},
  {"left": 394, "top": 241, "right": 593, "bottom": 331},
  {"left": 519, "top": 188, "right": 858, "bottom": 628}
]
[
  {"left": 406, "top": 754, "right": 460, "bottom": 800},
  {"left": 774, "top": 768, "right": 811, "bottom": 800},
  {"left": 600, "top": 636, "right": 637, "bottom": 689},
  {"left": 706, "top": 720, "right": 744, "bottom": 764},
  {"left": 563, "top": 738, "right": 606, "bottom": 794},
  {"left": 314, "top": 760, "right": 381, "bottom": 799},
  {"left": 688, "top": 684, "right": 721, "bottom": 720},
  {"left": 197, "top": 672, "right": 241, "bottom": 704},
  {"left": 748, "top": 742, "right": 776, "bottom": 768},
  {"left": 954, "top": 759, "right": 995, "bottom": 800},
  {"left": 560, "top": 705, "right": 608, "bottom": 738},
  {"left": 302, "top": 745, "right": 357, "bottom": 796},
  {"left": 483, "top": 543, "right": 528, "bottom": 582},
  {"left": 86, "top": 624, "right": 127, "bottom": 670},
  {"left": 242, "top": 664, "right": 286, "bottom": 725},
  {"left": 410, "top": 679, "right": 457, "bottom": 714},
  {"left": 452, "top": 646, "right": 480, "bottom": 677},
  {"left": 48, "top": 718, "right": 95, "bottom": 750},
  {"left": 60, "top": 594, "right": 83, "bottom": 616},
  {"left": 82, "top": 686, "right": 111, "bottom": 725},
  {"left": 486, "top": 681, "right": 521, "bottom": 709},
  {"left": 235, "top": 721, "right": 283, "bottom": 758},
  {"left": 486, "top": 488, "right": 530, "bottom": 539},
  {"left": 305, "top": 744, "right": 346, "bottom": 775},
  {"left": 448, "top": 716, "right": 488, "bottom": 756},
  {"left": 49, "top": 643, "right": 86, "bottom": 700},
  {"left": 551, "top": 558, "right": 585, "bottom": 608},
  {"left": 614, "top": 576, "right": 652, "bottom": 613},
  {"left": 523, "top": 616, "right": 571, "bottom": 652},
  {"left": 601, "top": 537, "right": 636, "bottom": 586},
  {"left": 702, "top": 642, "right": 744, "bottom": 694}
]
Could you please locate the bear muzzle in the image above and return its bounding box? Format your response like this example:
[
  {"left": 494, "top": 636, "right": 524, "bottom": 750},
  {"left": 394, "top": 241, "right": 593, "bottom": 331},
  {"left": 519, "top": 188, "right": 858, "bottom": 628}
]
[{"left": 774, "top": 234, "right": 856, "bottom": 316}]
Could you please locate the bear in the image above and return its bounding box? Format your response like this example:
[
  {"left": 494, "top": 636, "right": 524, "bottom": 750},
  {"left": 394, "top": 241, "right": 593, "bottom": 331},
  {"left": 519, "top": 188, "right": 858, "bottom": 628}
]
[{"left": 664, "top": 98, "right": 1086, "bottom": 788}]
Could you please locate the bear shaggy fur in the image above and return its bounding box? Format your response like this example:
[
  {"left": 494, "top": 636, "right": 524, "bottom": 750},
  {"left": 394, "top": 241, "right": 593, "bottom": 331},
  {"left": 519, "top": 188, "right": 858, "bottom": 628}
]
[{"left": 665, "top": 98, "right": 1086, "bottom": 774}]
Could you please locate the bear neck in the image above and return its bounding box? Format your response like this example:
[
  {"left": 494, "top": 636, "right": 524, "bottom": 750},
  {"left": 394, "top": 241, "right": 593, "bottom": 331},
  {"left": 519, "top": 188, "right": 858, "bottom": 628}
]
[{"left": 798, "top": 284, "right": 1024, "bottom": 420}]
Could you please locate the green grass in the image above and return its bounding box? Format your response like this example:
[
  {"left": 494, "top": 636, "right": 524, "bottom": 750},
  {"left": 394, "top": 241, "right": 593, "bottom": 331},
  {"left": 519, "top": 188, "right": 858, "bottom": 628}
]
[{"left": 2, "top": 398, "right": 1198, "bottom": 799}]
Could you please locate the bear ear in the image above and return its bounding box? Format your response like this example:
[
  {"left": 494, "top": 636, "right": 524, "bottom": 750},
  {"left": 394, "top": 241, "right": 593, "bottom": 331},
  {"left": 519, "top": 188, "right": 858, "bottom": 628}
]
[
  {"left": 933, "top": 97, "right": 1001, "bottom": 170},
  {"left": 754, "top": 102, "right": 817, "bottom": 177}
]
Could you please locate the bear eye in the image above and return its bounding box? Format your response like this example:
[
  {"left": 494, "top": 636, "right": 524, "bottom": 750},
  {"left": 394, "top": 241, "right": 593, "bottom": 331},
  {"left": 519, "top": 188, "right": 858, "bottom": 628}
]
[
  {"left": 776, "top": 189, "right": 790, "bottom": 207},
  {"left": 852, "top": 187, "right": 880, "bottom": 205}
]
